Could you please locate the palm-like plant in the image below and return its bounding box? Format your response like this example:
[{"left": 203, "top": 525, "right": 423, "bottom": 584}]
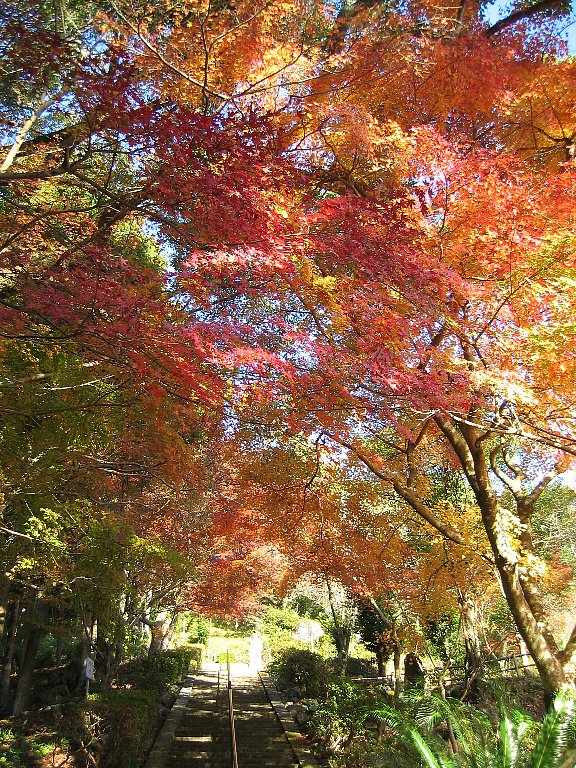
[{"left": 366, "top": 693, "right": 575, "bottom": 768}]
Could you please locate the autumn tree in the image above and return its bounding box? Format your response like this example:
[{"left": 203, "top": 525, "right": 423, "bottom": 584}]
[
  {"left": 174, "top": 0, "right": 576, "bottom": 703},
  {"left": 3, "top": 0, "right": 576, "bottom": 708},
  {"left": 0, "top": 0, "right": 246, "bottom": 707}
]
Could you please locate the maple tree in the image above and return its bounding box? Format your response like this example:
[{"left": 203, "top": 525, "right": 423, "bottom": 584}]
[
  {"left": 2, "top": 0, "right": 576, "bottom": 710},
  {"left": 173, "top": 0, "right": 576, "bottom": 701},
  {"left": 187, "top": 418, "right": 498, "bottom": 683},
  {"left": 0, "top": 0, "right": 244, "bottom": 708}
]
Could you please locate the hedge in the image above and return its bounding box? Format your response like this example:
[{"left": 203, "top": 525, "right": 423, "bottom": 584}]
[{"left": 85, "top": 689, "right": 158, "bottom": 768}]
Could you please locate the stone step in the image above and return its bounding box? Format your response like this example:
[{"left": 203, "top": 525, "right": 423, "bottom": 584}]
[{"left": 162, "top": 672, "right": 298, "bottom": 768}]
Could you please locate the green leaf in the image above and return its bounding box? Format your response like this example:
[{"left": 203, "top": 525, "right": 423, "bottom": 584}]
[
  {"left": 410, "top": 728, "right": 456, "bottom": 768},
  {"left": 498, "top": 712, "right": 520, "bottom": 768},
  {"left": 531, "top": 696, "right": 574, "bottom": 768}
]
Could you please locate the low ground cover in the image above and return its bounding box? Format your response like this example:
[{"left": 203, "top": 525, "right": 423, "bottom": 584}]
[{"left": 0, "top": 641, "right": 203, "bottom": 768}]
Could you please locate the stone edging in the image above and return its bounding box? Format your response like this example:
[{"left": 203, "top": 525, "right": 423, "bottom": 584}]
[
  {"left": 259, "top": 673, "right": 319, "bottom": 768},
  {"left": 143, "top": 673, "right": 195, "bottom": 768}
]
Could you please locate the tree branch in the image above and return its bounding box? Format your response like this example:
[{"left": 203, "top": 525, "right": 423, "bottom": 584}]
[
  {"left": 1, "top": 91, "right": 66, "bottom": 173},
  {"left": 109, "top": 1, "right": 230, "bottom": 101},
  {"left": 486, "top": 0, "right": 569, "bottom": 36},
  {"left": 334, "top": 435, "right": 466, "bottom": 545}
]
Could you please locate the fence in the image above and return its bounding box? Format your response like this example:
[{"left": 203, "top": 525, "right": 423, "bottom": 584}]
[{"left": 352, "top": 652, "right": 538, "bottom": 690}]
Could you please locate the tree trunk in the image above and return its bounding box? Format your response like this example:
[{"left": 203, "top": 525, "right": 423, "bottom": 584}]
[
  {"left": 74, "top": 612, "right": 93, "bottom": 695},
  {"left": 12, "top": 615, "right": 44, "bottom": 715},
  {"left": 437, "top": 417, "right": 576, "bottom": 704},
  {"left": 162, "top": 611, "right": 179, "bottom": 648},
  {"left": 487, "top": 511, "right": 571, "bottom": 702},
  {"left": 96, "top": 638, "right": 114, "bottom": 691},
  {"left": 393, "top": 638, "right": 402, "bottom": 697},
  {"left": 114, "top": 641, "right": 123, "bottom": 668},
  {"left": 326, "top": 578, "right": 354, "bottom": 674},
  {"left": 404, "top": 653, "right": 425, "bottom": 692},
  {"left": 376, "top": 650, "right": 387, "bottom": 676},
  {"left": 459, "top": 596, "right": 482, "bottom": 693},
  {"left": 55, "top": 634, "right": 63, "bottom": 666},
  {"left": 518, "top": 639, "right": 532, "bottom": 674},
  {"left": 148, "top": 620, "right": 165, "bottom": 656},
  {"left": 138, "top": 606, "right": 170, "bottom": 657},
  {"left": 0, "top": 579, "right": 10, "bottom": 641},
  {"left": 344, "top": 418, "right": 576, "bottom": 706},
  {"left": 486, "top": 525, "right": 566, "bottom": 697},
  {"left": 0, "top": 595, "right": 20, "bottom": 711}
]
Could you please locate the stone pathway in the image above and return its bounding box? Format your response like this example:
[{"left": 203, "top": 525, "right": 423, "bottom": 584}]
[
  {"left": 165, "top": 671, "right": 226, "bottom": 768},
  {"left": 156, "top": 669, "right": 298, "bottom": 768},
  {"left": 232, "top": 675, "right": 298, "bottom": 768}
]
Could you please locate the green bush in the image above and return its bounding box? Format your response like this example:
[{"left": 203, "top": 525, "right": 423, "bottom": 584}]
[
  {"left": 0, "top": 727, "right": 59, "bottom": 768},
  {"left": 423, "top": 612, "right": 464, "bottom": 667},
  {"left": 262, "top": 605, "right": 332, "bottom": 660},
  {"left": 309, "top": 677, "right": 381, "bottom": 755},
  {"left": 185, "top": 643, "right": 204, "bottom": 671},
  {"left": 263, "top": 605, "right": 302, "bottom": 635},
  {"left": 288, "top": 595, "right": 329, "bottom": 622},
  {"left": 266, "top": 634, "right": 305, "bottom": 660},
  {"left": 116, "top": 648, "right": 192, "bottom": 693},
  {"left": 164, "top": 647, "right": 195, "bottom": 678},
  {"left": 186, "top": 616, "right": 210, "bottom": 644},
  {"left": 269, "top": 648, "right": 330, "bottom": 698},
  {"left": 35, "top": 633, "right": 77, "bottom": 667},
  {"left": 85, "top": 689, "right": 158, "bottom": 768},
  {"left": 123, "top": 630, "right": 149, "bottom": 660},
  {"left": 262, "top": 606, "right": 305, "bottom": 659}
]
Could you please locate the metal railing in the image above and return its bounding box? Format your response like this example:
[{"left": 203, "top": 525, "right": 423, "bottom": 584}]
[{"left": 227, "top": 652, "right": 239, "bottom": 768}]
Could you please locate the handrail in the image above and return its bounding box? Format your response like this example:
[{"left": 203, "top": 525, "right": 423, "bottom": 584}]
[{"left": 227, "top": 651, "right": 239, "bottom": 768}]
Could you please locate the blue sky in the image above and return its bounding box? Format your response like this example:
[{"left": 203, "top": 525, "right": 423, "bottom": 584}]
[{"left": 484, "top": 0, "right": 576, "bottom": 53}]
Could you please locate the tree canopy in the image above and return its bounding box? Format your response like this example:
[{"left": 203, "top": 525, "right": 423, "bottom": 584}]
[{"left": 1, "top": 0, "right": 575, "bottom": 704}]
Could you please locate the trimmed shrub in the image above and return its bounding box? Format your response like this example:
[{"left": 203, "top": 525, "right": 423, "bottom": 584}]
[
  {"left": 164, "top": 647, "right": 195, "bottom": 678},
  {"left": 269, "top": 648, "right": 330, "bottom": 698},
  {"left": 116, "top": 648, "right": 193, "bottom": 693},
  {"left": 84, "top": 689, "right": 158, "bottom": 768},
  {"left": 186, "top": 643, "right": 204, "bottom": 670}
]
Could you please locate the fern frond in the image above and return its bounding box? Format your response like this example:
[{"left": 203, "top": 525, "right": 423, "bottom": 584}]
[
  {"left": 409, "top": 727, "right": 458, "bottom": 768},
  {"left": 452, "top": 706, "right": 498, "bottom": 768},
  {"left": 413, "top": 695, "right": 449, "bottom": 731},
  {"left": 363, "top": 702, "right": 402, "bottom": 729},
  {"left": 531, "top": 696, "right": 575, "bottom": 768},
  {"left": 498, "top": 711, "right": 520, "bottom": 768}
]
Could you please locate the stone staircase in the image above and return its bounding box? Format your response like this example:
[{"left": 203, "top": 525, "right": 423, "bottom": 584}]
[
  {"left": 165, "top": 671, "right": 227, "bottom": 768},
  {"left": 161, "top": 671, "right": 298, "bottom": 768},
  {"left": 232, "top": 676, "right": 298, "bottom": 768}
]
